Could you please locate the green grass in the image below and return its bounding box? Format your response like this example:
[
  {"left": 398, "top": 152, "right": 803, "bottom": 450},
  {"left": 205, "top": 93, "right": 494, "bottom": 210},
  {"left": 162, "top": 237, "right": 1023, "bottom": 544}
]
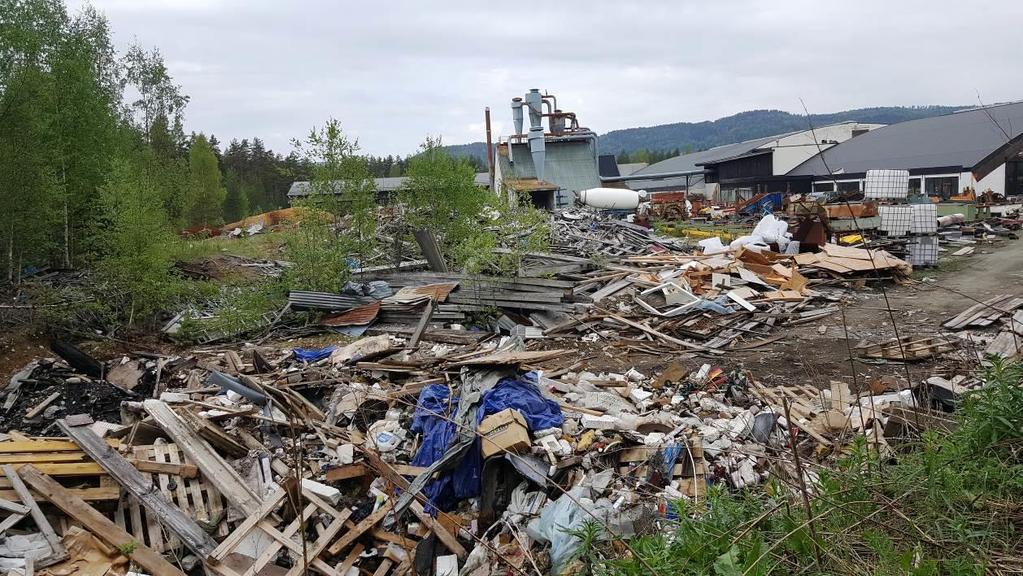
[{"left": 571, "top": 360, "right": 1023, "bottom": 576}]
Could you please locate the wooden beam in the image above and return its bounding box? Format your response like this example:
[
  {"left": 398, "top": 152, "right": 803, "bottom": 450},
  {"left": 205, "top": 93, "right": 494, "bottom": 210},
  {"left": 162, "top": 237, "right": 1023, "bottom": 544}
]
[
  {"left": 129, "top": 459, "right": 199, "bottom": 479},
  {"left": 361, "top": 450, "right": 467, "bottom": 559},
  {"left": 0, "top": 495, "right": 29, "bottom": 515},
  {"left": 24, "top": 392, "right": 61, "bottom": 420},
  {"left": 334, "top": 543, "right": 365, "bottom": 575},
  {"left": 2, "top": 465, "right": 68, "bottom": 565},
  {"left": 58, "top": 419, "right": 219, "bottom": 558},
  {"left": 142, "top": 400, "right": 261, "bottom": 516},
  {"left": 17, "top": 465, "right": 185, "bottom": 576},
  {"left": 0, "top": 439, "right": 120, "bottom": 453},
  {"left": 326, "top": 503, "right": 390, "bottom": 556},
  {"left": 0, "top": 486, "right": 119, "bottom": 502}
]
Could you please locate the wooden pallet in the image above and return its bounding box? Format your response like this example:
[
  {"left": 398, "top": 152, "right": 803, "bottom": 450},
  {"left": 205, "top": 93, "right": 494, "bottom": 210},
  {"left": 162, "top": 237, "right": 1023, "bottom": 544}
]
[
  {"left": 856, "top": 335, "right": 957, "bottom": 361},
  {"left": 112, "top": 444, "right": 231, "bottom": 553},
  {"left": 0, "top": 438, "right": 118, "bottom": 502},
  {"left": 208, "top": 486, "right": 351, "bottom": 576}
]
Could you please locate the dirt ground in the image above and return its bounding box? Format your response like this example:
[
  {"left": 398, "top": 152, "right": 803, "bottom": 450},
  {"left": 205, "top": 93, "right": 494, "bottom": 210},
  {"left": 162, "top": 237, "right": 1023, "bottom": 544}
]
[
  {"left": 3, "top": 239, "right": 1019, "bottom": 392},
  {"left": 734, "top": 238, "right": 1023, "bottom": 389}
]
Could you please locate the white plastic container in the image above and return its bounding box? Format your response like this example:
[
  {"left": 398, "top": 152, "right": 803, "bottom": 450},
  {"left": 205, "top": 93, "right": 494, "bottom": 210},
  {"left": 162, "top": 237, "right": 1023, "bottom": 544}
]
[{"left": 577, "top": 187, "right": 641, "bottom": 209}]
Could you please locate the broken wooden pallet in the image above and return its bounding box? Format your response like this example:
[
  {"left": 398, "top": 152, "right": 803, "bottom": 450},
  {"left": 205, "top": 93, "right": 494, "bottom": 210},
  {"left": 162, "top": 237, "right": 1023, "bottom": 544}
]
[{"left": 113, "top": 443, "right": 233, "bottom": 554}]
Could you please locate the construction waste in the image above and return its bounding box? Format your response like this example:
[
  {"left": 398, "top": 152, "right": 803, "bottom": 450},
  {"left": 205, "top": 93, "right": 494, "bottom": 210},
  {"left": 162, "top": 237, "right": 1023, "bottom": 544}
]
[{"left": 1, "top": 211, "right": 1019, "bottom": 576}]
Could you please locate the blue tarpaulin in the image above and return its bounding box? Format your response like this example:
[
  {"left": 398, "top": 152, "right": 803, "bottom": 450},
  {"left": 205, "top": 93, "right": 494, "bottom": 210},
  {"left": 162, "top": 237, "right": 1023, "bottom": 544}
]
[
  {"left": 409, "top": 372, "right": 563, "bottom": 512},
  {"left": 292, "top": 345, "right": 337, "bottom": 362}
]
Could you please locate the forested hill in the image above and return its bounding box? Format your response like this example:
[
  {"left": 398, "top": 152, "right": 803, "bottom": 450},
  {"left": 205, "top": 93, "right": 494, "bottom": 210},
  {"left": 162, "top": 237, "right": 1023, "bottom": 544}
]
[{"left": 444, "top": 105, "right": 966, "bottom": 162}]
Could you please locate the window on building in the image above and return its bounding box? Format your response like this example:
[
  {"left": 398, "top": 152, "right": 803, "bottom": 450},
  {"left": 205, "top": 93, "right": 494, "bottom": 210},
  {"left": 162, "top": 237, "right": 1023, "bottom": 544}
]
[
  {"left": 837, "top": 181, "right": 861, "bottom": 193},
  {"left": 908, "top": 177, "right": 921, "bottom": 196},
  {"left": 1006, "top": 160, "right": 1022, "bottom": 198},
  {"left": 924, "top": 176, "right": 958, "bottom": 201},
  {"left": 813, "top": 182, "right": 835, "bottom": 193}
]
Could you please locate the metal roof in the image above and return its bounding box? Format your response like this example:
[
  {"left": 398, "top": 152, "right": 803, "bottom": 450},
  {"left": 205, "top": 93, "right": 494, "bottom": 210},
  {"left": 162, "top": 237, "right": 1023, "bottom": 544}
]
[
  {"left": 288, "top": 173, "right": 490, "bottom": 197},
  {"left": 788, "top": 102, "right": 1023, "bottom": 176},
  {"left": 630, "top": 133, "right": 794, "bottom": 177}
]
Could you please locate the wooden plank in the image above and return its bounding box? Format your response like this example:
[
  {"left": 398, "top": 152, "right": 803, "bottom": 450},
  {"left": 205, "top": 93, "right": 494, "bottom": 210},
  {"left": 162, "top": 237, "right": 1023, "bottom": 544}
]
[
  {"left": 334, "top": 543, "right": 365, "bottom": 575},
  {"left": 10, "top": 462, "right": 105, "bottom": 476},
  {"left": 24, "top": 392, "right": 61, "bottom": 420},
  {"left": 326, "top": 503, "right": 390, "bottom": 556},
  {"left": 18, "top": 465, "right": 185, "bottom": 576},
  {"left": 324, "top": 464, "right": 368, "bottom": 482},
  {"left": 58, "top": 419, "right": 219, "bottom": 557},
  {"left": 2, "top": 465, "right": 68, "bottom": 564},
  {"left": 0, "top": 452, "right": 90, "bottom": 464},
  {"left": 280, "top": 491, "right": 352, "bottom": 576},
  {"left": 129, "top": 459, "right": 199, "bottom": 478},
  {"left": 0, "top": 511, "right": 26, "bottom": 533},
  {"left": 362, "top": 450, "right": 467, "bottom": 559},
  {"left": 0, "top": 439, "right": 119, "bottom": 453},
  {"left": 605, "top": 313, "right": 721, "bottom": 354},
  {"left": 0, "top": 496, "right": 30, "bottom": 515},
  {"left": 142, "top": 400, "right": 261, "bottom": 516},
  {"left": 0, "top": 486, "right": 118, "bottom": 502},
  {"left": 208, "top": 488, "right": 286, "bottom": 564}
]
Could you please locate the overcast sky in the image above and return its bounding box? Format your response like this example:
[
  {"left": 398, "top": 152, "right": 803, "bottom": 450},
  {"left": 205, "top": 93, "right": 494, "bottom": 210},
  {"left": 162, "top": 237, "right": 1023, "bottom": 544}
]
[{"left": 73, "top": 0, "right": 1023, "bottom": 156}]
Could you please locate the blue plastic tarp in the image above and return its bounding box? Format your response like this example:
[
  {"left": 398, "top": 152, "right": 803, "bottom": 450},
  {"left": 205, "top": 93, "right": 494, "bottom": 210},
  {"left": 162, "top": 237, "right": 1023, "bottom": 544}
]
[
  {"left": 292, "top": 345, "right": 337, "bottom": 362},
  {"left": 408, "top": 373, "right": 564, "bottom": 512}
]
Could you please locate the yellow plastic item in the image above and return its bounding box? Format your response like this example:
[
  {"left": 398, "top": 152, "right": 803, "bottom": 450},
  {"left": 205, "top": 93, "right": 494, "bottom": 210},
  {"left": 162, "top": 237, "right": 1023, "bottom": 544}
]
[{"left": 839, "top": 234, "right": 863, "bottom": 245}]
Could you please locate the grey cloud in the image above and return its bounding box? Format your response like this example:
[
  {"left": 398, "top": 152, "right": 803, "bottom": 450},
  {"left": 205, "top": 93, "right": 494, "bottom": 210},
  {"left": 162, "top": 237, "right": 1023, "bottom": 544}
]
[{"left": 74, "top": 0, "right": 1023, "bottom": 156}]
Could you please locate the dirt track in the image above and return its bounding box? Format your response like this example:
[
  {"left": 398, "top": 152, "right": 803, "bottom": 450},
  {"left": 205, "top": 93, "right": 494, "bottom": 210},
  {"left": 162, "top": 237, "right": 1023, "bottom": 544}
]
[{"left": 736, "top": 238, "right": 1023, "bottom": 389}]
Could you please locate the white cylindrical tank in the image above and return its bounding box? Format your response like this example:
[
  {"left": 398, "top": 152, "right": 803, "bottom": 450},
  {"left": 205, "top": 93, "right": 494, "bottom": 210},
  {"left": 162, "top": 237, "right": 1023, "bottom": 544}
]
[{"left": 577, "top": 187, "right": 641, "bottom": 210}]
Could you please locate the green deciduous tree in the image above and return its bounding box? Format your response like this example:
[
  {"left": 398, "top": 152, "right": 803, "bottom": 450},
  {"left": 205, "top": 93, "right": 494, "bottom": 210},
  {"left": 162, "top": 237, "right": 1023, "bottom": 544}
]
[
  {"left": 185, "top": 134, "right": 226, "bottom": 228},
  {"left": 94, "top": 158, "right": 180, "bottom": 325},
  {"left": 401, "top": 136, "right": 486, "bottom": 257},
  {"left": 284, "top": 119, "right": 375, "bottom": 292}
]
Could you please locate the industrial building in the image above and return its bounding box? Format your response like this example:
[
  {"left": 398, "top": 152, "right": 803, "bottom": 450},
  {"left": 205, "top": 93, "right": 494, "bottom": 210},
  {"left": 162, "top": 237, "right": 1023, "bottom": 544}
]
[
  {"left": 621, "top": 122, "right": 882, "bottom": 203},
  {"left": 287, "top": 173, "right": 491, "bottom": 204},
  {"left": 491, "top": 89, "right": 602, "bottom": 209},
  {"left": 788, "top": 102, "right": 1023, "bottom": 200}
]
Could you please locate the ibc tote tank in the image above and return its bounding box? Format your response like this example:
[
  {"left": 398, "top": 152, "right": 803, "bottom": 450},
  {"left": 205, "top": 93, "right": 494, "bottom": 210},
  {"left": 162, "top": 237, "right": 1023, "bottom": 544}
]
[{"left": 577, "top": 187, "right": 641, "bottom": 210}]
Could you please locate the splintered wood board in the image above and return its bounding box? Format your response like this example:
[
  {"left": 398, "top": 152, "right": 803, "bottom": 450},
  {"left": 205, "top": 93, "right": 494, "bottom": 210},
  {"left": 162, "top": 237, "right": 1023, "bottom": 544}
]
[{"left": 113, "top": 444, "right": 231, "bottom": 553}]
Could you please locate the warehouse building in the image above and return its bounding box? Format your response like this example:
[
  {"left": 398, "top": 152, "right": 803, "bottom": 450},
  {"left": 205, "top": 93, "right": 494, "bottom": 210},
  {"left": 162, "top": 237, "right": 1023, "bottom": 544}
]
[
  {"left": 788, "top": 102, "right": 1023, "bottom": 200},
  {"left": 623, "top": 122, "right": 881, "bottom": 203}
]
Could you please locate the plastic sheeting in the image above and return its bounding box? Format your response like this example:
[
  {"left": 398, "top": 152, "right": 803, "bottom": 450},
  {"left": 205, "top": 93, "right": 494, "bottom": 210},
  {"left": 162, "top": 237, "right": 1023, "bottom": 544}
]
[
  {"left": 407, "top": 373, "right": 564, "bottom": 513},
  {"left": 292, "top": 345, "right": 337, "bottom": 362},
  {"left": 526, "top": 487, "right": 605, "bottom": 575}
]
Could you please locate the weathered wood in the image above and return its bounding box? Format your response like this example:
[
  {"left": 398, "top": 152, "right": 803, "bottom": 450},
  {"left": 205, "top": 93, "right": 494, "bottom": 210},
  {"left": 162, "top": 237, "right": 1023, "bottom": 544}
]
[
  {"left": 129, "top": 458, "right": 199, "bottom": 478},
  {"left": 142, "top": 399, "right": 261, "bottom": 516},
  {"left": 407, "top": 299, "right": 434, "bottom": 350},
  {"left": 0, "top": 496, "right": 30, "bottom": 515},
  {"left": 18, "top": 465, "right": 185, "bottom": 576},
  {"left": 24, "top": 392, "right": 61, "bottom": 420},
  {"left": 605, "top": 313, "right": 722, "bottom": 354},
  {"left": 207, "top": 487, "right": 286, "bottom": 564},
  {"left": 58, "top": 419, "right": 219, "bottom": 557},
  {"left": 0, "top": 486, "right": 118, "bottom": 502},
  {"left": 334, "top": 543, "right": 365, "bottom": 575},
  {"left": 362, "top": 450, "right": 467, "bottom": 559},
  {"left": 0, "top": 439, "right": 120, "bottom": 453},
  {"left": 326, "top": 502, "right": 390, "bottom": 556},
  {"left": 1, "top": 465, "right": 68, "bottom": 564}
]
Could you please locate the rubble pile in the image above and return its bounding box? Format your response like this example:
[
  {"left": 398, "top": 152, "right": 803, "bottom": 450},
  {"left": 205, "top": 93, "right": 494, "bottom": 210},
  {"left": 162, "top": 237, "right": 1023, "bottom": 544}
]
[{"left": 1, "top": 211, "right": 1015, "bottom": 576}]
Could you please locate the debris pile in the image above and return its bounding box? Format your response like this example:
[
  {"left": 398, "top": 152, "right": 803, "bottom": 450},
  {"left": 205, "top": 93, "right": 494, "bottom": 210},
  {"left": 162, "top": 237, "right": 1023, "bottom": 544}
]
[{"left": 2, "top": 209, "right": 1015, "bottom": 576}]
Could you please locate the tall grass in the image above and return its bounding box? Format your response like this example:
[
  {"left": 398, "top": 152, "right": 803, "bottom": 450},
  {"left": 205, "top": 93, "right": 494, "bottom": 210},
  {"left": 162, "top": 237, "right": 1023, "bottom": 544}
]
[{"left": 571, "top": 361, "right": 1023, "bottom": 576}]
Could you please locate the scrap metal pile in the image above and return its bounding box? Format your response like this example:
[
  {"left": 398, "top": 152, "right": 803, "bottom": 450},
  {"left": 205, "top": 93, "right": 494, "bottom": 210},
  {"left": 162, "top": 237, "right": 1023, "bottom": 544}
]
[{"left": 4, "top": 215, "right": 1005, "bottom": 576}]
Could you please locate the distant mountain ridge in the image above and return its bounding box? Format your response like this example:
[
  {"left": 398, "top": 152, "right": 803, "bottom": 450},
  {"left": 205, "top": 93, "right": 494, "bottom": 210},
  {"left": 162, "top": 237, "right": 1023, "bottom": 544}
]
[{"left": 443, "top": 105, "right": 967, "bottom": 163}]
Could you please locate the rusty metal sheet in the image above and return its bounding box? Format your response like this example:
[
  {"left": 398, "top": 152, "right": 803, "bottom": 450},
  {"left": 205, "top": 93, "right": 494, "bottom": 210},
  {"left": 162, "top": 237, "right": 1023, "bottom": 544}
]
[
  {"left": 391, "top": 282, "right": 459, "bottom": 303},
  {"left": 321, "top": 301, "right": 380, "bottom": 327}
]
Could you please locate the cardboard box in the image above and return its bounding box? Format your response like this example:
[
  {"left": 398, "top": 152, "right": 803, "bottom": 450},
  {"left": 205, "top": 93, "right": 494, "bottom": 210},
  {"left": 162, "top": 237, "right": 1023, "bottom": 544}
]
[{"left": 478, "top": 408, "right": 530, "bottom": 458}]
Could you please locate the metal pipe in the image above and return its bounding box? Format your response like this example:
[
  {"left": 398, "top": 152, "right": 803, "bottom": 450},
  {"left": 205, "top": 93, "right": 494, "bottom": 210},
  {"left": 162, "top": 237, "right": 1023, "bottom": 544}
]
[{"left": 485, "top": 107, "right": 495, "bottom": 190}]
